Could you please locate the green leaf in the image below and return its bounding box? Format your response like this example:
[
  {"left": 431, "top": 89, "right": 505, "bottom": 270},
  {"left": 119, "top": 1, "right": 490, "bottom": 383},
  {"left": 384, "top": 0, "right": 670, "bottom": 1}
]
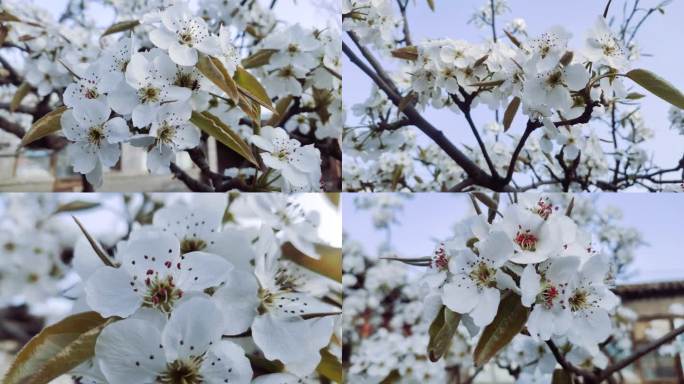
[
  {"left": 101, "top": 20, "right": 140, "bottom": 37},
  {"left": 72, "top": 216, "right": 115, "bottom": 267},
  {"left": 190, "top": 111, "right": 259, "bottom": 166},
  {"left": 427, "top": 306, "right": 462, "bottom": 362},
  {"left": 625, "top": 68, "right": 684, "bottom": 109},
  {"left": 10, "top": 82, "right": 31, "bottom": 113},
  {"left": 625, "top": 92, "right": 645, "bottom": 100},
  {"left": 266, "top": 95, "right": 293, "bottom": 127},
  {"left": 0, "top": 10, "right": 21, "bottom": 23},
  {"left": 241, "top": 49, "right": 277, "bottom": 69},
  {"left": 468, "top": 79, "right": 504, "bottom": 88},
  {"left": 472, "top": 192, "right": 499, "bottom": 214},
  {"left": 426, "top": 0, "right": 435, "bottom": 11},
  {"left": 234, "top": 66, "right": 275, "bottom": 112},
  {"left": 552, "top": 369, "right": 573, "bottom": 384},
  {"left": 503, "top": 96, "right": 520, "bottom": 132},
  {"left": 3, "top": 312, "right": 110, "bottom": 384},
  {"left": 325, "top": 192, "right": 340, "bottom": 208},
  {"left": 19, "top": 106, "right": 68, "bottom": 147},
  {"left": 197, "top": 54, "right": 240, "bottom": 101},
  {"left": 487, "top": 193, "right": 500, "bottom": 224},
  {"left": 282, "top": 243, "right": 342, "bottom": 282},
  {"left": 317, "top": 349, "right": 343, "bottom": 383},
  {"left": 53, "top": 201, "right": 100, "bottom": 214},
  {"left": 0, "top": 25, "right": 8, "bottom": 46},
  {"left": 390, "top": 46, "right": 418, "bottom": 61},
  {"left": 473, "top": 293, "right": 529, "bottom": 367}
]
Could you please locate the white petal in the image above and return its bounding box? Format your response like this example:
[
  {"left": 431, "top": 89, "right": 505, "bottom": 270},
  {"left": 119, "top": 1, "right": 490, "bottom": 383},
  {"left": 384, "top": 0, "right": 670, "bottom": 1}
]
[
  {"left": 478, "top": 230, "right": 514, "bottom": 266},
  {"left": 149, "top": 28, "right": 176, "bottom": 50},
  {"left": 174, "top": 251, "right": 233, "bottom": 292},
  {"left": 98, "top": 142, "right": 121, "bottom": 168},
  {"left": 107, "top": 86, "right": 138, "bottom": 115},
  {"left": 162, "top": 296, "right": 224, "bottom": 361},
  {"left": 85, "top": 266, "right": 142, "bottom": 318},
  {"left": 564, "top": 64, "right": 591, "bottom": 90},
  {"left": 85, "top": 159, "right": 104, "bottom": 188},
  {"left": 153, "top": 205, "right": 221, "bottom": 243},
  {"left": 121, "top": 231, "right": 180, "bottom": 280},
  {"left": 262, "top": 153, "right": 287, "bottom": 170},
  {"left": 520, "top": 264, "right": 541, "bottom": 307},
  {"left": 204, "top": 231, "right": 256, "bottom": 271},
  {"left": 252, "top": 314, "right": 334, "bottom": 377},
  {"left": 173, "top": 123, "right": 200, "bottom": 149},
  {"left": 104, "top": 117, "right": 130, "bottom": 143},
  {"left": 469, "top": 288, "right": 500, "bottom": 327},
  {"left": 281, "top": 165, "right": 309, "bottom": 187},
  {"left": 169, "top": 43, "right": 198, "bottom": 66},
  {"left": 251, "top": 135, "right": 275, "bottom": 152},
  {"left": 199, "top": 341, "right": 253, "bottom": 384},
  {"left": 527, "top": 306, "right": 555, "bottom": 340},
  {"left": 252, "top": 373, "right": 301, "bottom": 384},
  {"left": 67, "top": 142, "right": 98, "bottom": 174},
  {"left": 441, "top": 278, "right": 478, "bottom": 315},
  {"left": 96, "top": 318, "right": 166, "bottom": 384},
  {"left": 61, "top": 109, "right": 86, "bottom": 142},
  {"left": 269, "top": 292, "right": 339, "bottom": 318},
  {"left": 125, "top": 53, "right": 150, "bottom": 89},
  {"left": 132, "top": 103, "right": 158, "bottom": 128},
  {"left": 212, "top": 270, "right": 260, "bottom": 335},
  {"left": 147, "top": 144, "right": 175, "bottom": 174}
]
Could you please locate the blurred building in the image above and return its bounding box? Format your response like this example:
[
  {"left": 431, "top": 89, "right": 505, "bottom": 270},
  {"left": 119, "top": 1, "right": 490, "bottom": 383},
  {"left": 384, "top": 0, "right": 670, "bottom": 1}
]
[{"left": 615, "top": 280, "right": 684, "bottom": 384}]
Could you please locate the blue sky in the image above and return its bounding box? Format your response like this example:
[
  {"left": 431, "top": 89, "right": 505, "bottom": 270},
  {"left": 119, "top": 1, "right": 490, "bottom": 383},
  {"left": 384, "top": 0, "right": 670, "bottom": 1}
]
[
  {"left": 342, "top": 193, "right": 684, "bottom": 284},
  {"left": 342, "top": 0, "right": 684, "bottom": 172}
]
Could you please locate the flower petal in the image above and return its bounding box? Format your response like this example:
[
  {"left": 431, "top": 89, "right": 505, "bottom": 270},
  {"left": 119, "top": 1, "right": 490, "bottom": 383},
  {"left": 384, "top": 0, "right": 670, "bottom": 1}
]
[
  {"left": 252, "top": 313, "right": 334, "bottom": 377},
  {"left": 85, "top": 266, "right": 142, "bottom": 318},
  {"left": 212, "top": 270, "right": 260, "bottom": 335},
  {"left": 162, "top": 296, "right": 224, "bottom": 361},
  {"left": 199, "top": 341, "right": 253, "bottom": 384},
  {"left": 96, "top": 318, "right": 166, "bottom": 384}
]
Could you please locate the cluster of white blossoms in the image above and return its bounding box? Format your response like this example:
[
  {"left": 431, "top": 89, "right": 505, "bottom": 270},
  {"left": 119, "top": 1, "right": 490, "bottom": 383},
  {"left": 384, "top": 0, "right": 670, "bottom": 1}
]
[
  {"left": 424, "top": 196, "right": 618, "bottom": 360},
  {"left": 342, "top": 194, "right": 655, "bottom": 383},
  {"left": 343, "top": 239, "right": 472, "bottom": 383},
  {"left": 0, "top": 194, "right": 341, "bottom": 383},
  {"left": 1, "top": 0, "right": 341, "bottom": 191},
  {"left": 342, "top": 0, "right": 683, "bottom": 192},
  {"left": 0, "top": 195, "right": 73, "bottom": 311}
]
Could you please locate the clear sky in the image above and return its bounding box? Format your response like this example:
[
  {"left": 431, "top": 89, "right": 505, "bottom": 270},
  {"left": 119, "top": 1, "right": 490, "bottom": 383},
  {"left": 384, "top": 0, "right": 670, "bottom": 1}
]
[
  {"left": 342, "top": 193, "right": 684, "bottom": 284},
  {"left": 342, "top": 0, "right": 684, "bottom": 174}
]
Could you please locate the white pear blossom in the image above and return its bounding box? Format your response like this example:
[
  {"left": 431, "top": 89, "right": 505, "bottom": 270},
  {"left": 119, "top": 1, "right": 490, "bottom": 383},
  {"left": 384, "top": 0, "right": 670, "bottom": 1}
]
[
  {"left": 441, "top": 231, "right": 514, "bottom": 327},
  {"left": 520, "top": 256, "right": 580, "bottom": 340},
  {"left": 95, "top": 298, "right": 253, "bottom": 384},
  {"left": 584, "top": 16, "right": 628, "bottom": 70},
  {"left": 149, "top": 4, "right": 220, "bottom": 66},
  {"left": 110, "top": 49, "right": 192, "bottom": 128},
  {"left": 141, "top": 102, "right": 201, "bottom": 174},
  {"left": 61, "top": 100, "right": 130, "bottom": 187},
  {"left": 245, "top": 194, "right": 324, "bottom": 258},
  {"left": 85, "top": 231, "right": 232, "bottom": 317},
  {"left": 497, "top": 205, "right": 563, "bottom": 264},
  {"left": 565, "top": 255, "right": 619, "bottom": 351},
  {"left": 251, "top": 126, "right": 322, "bottom": 189},
  {"left": 212, "top": 227, "right": 337, "bottom": 377}
]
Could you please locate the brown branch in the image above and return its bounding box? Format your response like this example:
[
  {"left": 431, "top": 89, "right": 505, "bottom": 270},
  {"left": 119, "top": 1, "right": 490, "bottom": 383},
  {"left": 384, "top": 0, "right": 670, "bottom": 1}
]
[
  {"left": 597, "top": 323, "right": 684, "bottom": 382},
  {"left": 342, "top": 40, "right": 495, "bottom": 188},
  {"left": 169, "top": 162, "right": 213, "bottom": 192},
  {"left": 546, "top": 340, "right": 598, "bottom": 382}
]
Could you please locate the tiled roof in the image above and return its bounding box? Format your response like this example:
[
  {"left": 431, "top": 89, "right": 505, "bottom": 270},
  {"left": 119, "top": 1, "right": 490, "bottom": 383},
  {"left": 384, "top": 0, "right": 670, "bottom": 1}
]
[{"left": 614, "top": 280, "right": 684, "bottom": 301}]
